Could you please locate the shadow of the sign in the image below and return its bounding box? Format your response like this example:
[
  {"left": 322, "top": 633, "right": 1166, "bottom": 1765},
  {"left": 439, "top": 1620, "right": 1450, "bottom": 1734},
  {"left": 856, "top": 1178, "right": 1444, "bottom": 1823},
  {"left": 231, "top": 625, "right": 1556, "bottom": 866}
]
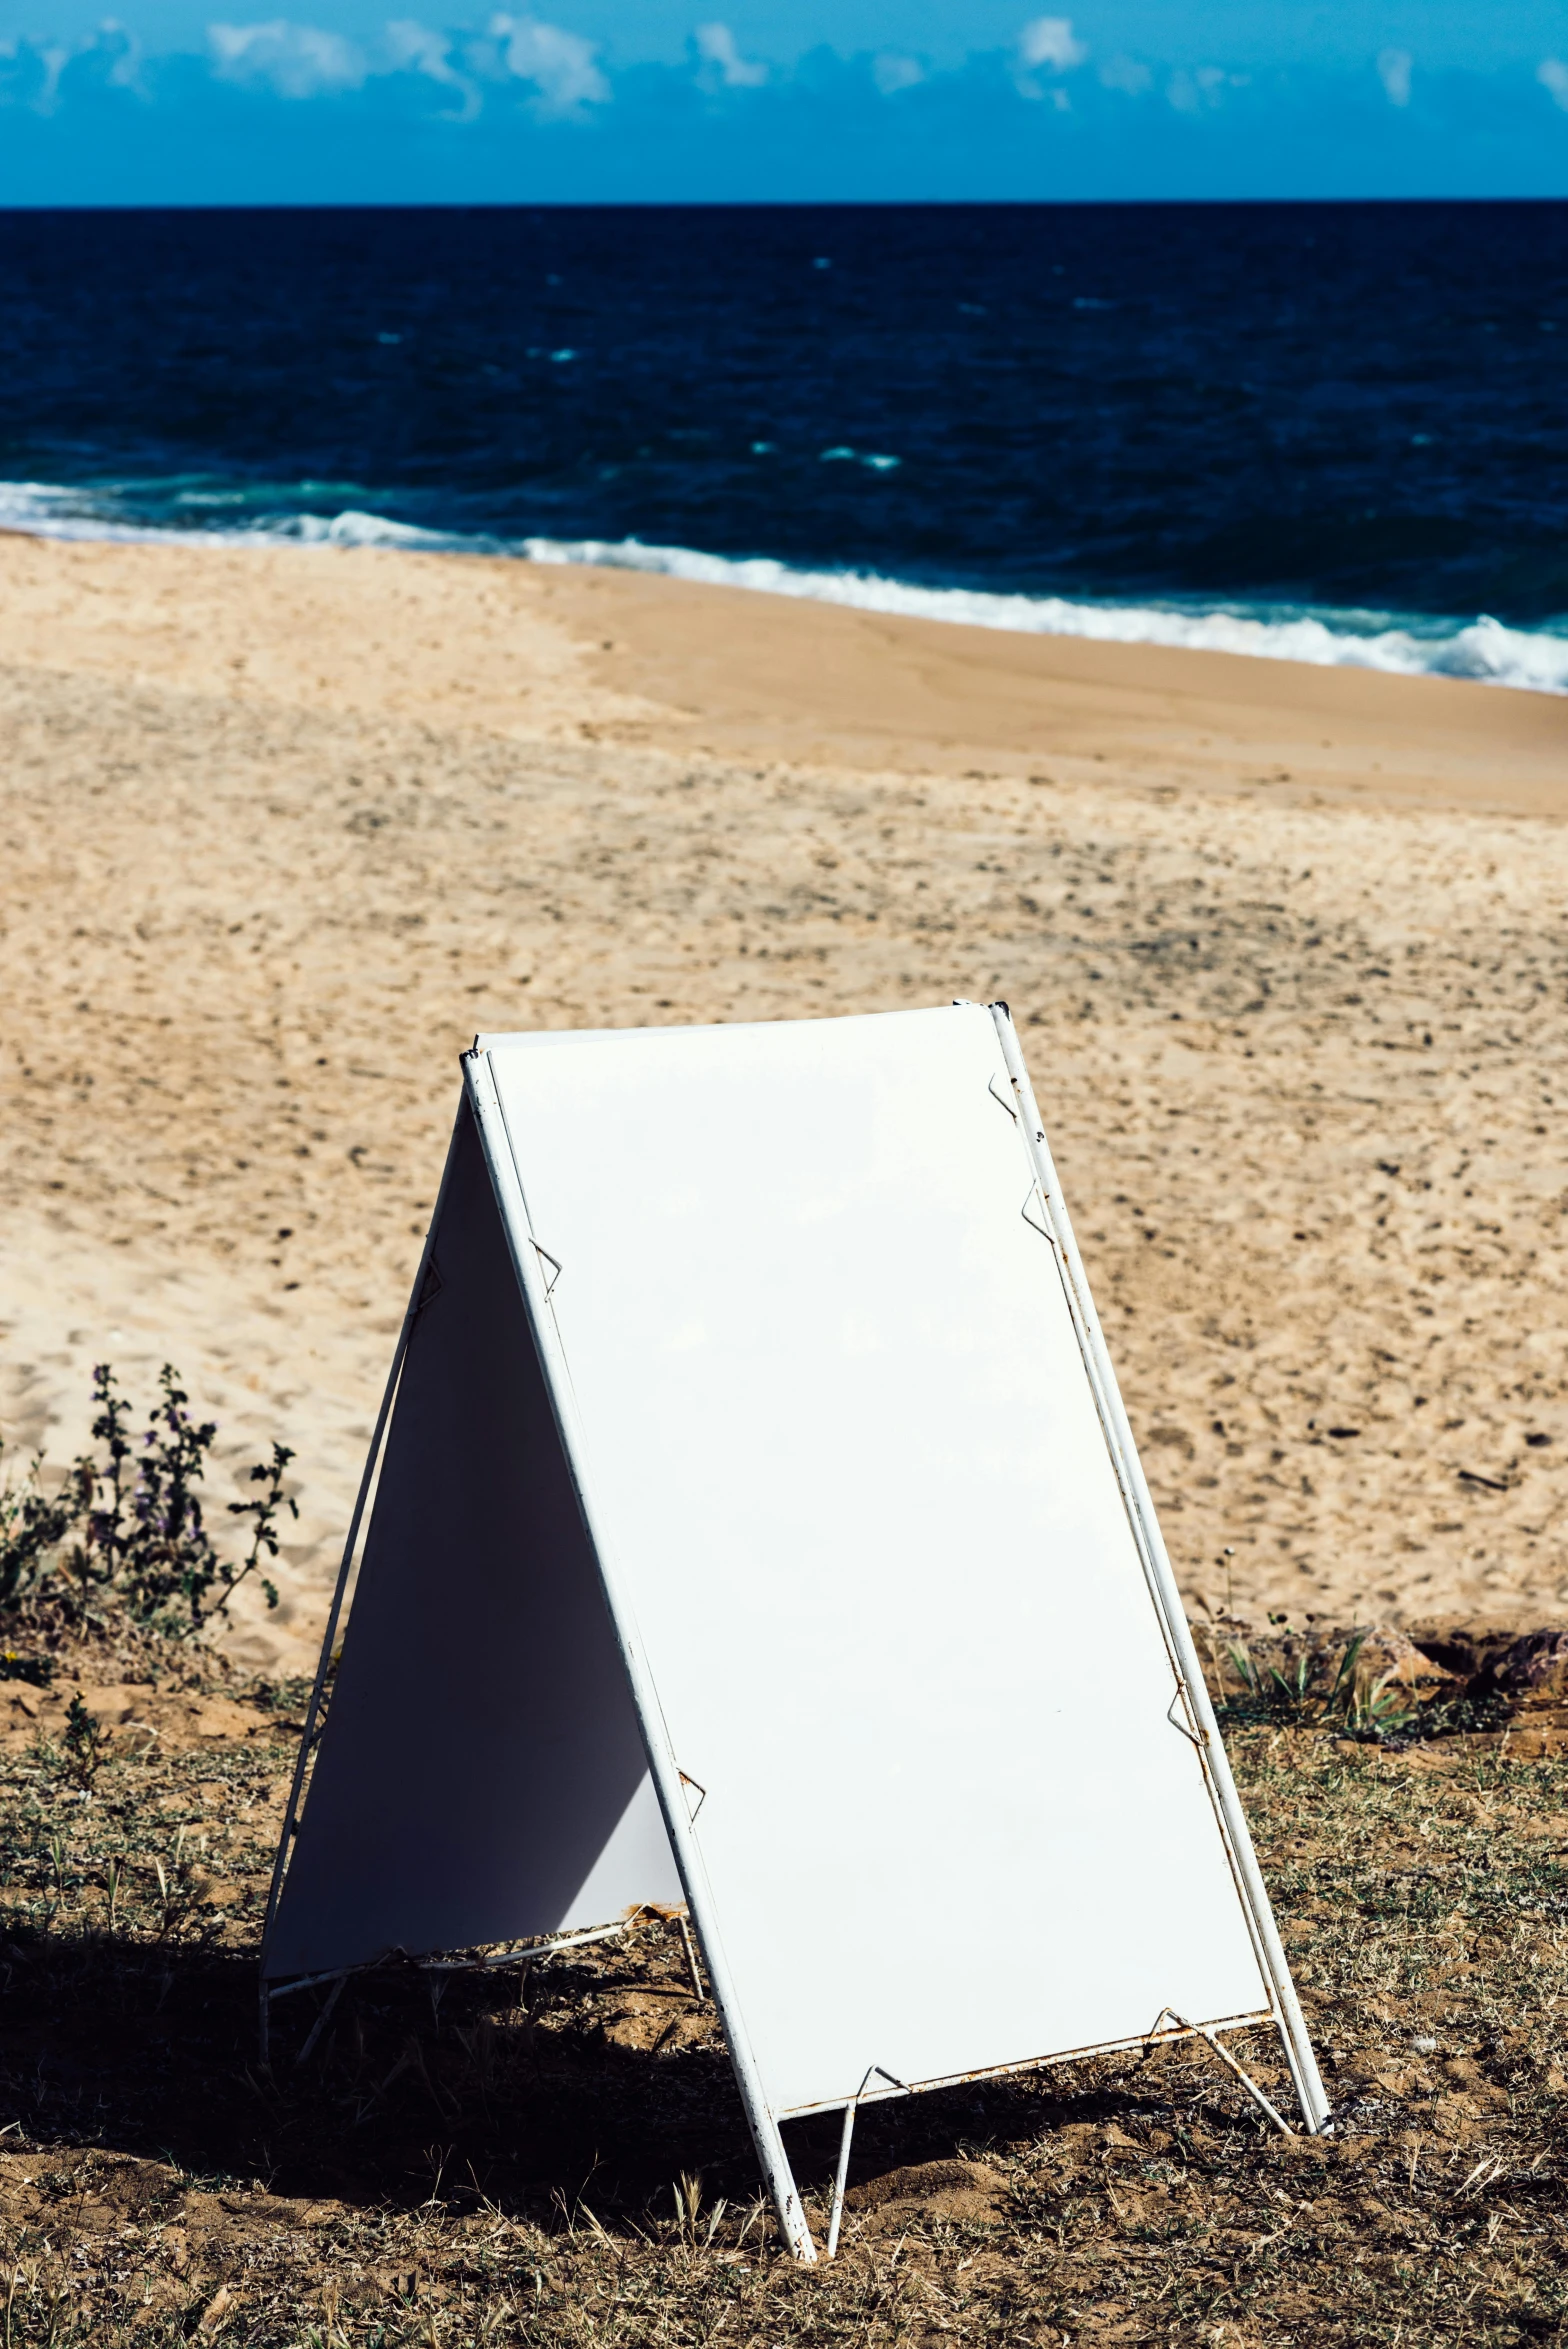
[{"left": 0, "top": 1925, "right": 1203, "bottom": 2232}]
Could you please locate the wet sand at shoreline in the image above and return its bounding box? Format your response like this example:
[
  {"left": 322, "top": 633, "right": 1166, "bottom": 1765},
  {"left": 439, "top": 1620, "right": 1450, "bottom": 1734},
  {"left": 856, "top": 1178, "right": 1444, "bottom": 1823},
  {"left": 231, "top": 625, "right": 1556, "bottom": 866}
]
[{"left": 0, "top": 532, "right": 1564, "bottom": 1670}]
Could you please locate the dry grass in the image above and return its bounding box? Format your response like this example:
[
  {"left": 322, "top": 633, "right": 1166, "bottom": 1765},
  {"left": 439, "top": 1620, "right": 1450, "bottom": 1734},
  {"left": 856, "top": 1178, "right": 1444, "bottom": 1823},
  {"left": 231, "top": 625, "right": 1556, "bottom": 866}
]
[{"left": 0, "top": 1640, "right": 1561, "bottom": 2346}]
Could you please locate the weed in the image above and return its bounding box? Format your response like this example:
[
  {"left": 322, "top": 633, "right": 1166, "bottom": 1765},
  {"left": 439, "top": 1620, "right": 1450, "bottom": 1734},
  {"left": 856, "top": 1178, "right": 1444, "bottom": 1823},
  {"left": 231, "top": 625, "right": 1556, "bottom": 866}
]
[
  {"left": 671, "top": 2169, "right": 705, "bottom": 2244},
  {"left": 222, "top": 1443, "right": 297, "bottom": 1621},
  {"left": 61, "top": 1698, "right": 109, "bottom": 1790},
  {"left": 0, "top": 1656, "right": 52, "bottom": 1691},
  {"left": 0, "top": 1363, "right": 292, "bottom": 1639},
  {"left": 1220, "top": 1630, "right": 1426, "bottom": 1740},
  {"left": 0, "top": 1450, "right": 87, "bottom": 1614}
]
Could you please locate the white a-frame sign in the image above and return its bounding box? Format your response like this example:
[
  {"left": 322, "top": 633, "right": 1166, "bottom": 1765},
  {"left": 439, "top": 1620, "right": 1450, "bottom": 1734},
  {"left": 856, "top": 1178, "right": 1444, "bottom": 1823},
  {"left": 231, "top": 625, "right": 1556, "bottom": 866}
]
[{"left": 261, "top": 1002, "right": 1328, "bottom": 2260}]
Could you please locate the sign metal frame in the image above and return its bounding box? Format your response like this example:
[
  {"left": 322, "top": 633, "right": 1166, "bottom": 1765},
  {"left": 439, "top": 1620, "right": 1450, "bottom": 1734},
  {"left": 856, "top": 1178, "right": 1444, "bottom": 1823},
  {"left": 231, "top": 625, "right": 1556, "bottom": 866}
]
[{"left": 260, "top": 1002, "right": 1328, "bottom": 2263}]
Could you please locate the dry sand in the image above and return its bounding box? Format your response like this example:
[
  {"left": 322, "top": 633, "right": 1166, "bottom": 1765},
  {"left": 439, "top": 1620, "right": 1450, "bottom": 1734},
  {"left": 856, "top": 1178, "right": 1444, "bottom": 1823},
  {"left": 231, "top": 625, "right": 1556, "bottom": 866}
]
[{"left": 0, "top": 531, "right": 1564, "bottom": 1670}]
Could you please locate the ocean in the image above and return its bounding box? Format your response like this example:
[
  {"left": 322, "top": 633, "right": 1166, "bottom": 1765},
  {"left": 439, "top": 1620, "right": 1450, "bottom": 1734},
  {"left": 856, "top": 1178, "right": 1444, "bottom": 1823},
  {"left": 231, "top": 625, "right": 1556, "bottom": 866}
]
[{"left": 2, "top": 200, "right": 1566, "bottom": 691}]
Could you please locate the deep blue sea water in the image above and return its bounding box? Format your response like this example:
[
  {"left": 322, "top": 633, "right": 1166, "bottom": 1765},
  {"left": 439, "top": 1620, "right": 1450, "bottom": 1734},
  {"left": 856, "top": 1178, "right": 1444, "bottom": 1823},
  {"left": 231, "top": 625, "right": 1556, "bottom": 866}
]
[{"left": 3, "top": 202, "right": 1566, "bottom": 689}]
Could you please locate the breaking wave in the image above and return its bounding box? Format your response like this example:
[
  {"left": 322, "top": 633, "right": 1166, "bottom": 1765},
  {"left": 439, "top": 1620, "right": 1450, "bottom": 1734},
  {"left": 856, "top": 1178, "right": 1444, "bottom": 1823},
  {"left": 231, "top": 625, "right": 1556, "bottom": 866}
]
[
  {"left": 3, "top": 478, "right": 1565, "bottom": 697},
  {"left": 520, "top": 534, "right": 1568, "bottom": 696}
]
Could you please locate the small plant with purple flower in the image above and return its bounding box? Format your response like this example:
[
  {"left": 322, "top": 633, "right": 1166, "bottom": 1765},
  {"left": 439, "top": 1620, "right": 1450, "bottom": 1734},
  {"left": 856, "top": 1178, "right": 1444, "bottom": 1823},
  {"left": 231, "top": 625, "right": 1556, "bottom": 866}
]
[{"left": 0, "top": 1361, "right": 296, "bottom": 1637}]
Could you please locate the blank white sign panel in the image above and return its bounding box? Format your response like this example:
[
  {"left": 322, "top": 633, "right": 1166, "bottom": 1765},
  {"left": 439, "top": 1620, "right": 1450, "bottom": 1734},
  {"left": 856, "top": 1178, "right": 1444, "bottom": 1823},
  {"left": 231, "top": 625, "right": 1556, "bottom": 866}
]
[{"left": 488, "top": 1004, "right": 1269, "bottom": 2120}]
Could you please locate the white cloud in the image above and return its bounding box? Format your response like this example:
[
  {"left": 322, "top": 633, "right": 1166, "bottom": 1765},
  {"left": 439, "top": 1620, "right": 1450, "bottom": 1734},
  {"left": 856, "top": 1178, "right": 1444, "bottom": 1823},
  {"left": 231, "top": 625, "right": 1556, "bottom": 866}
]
[
  {"left": 489, "top": 13, "right": 607, "bottom": 109},
  {"left": 1539, "top": 56, "right": 1568, "bottom": 111},
  {"left": 0, "top": 21, "right": 144, "bottom": 105},
  {"left": 1377, "top": 46, "right": 1412, "bottom": 107},
  {"left": 1018, "top": 15, "right": 1085, "bottom": 71},
  {"left": 1099, "top": 54, "right": 1150, "bottom": 95},
  {"left": 31, "top": 37, "right": 73, "bottom": 107},
  {"left": 208, "top": 17, "right": 364, "bottom": 94},
  {"left": 694, "top": 21, "right": 765, "bottom": 88},
  {"left": 97, "top": 17, "right": 144, "bottom": 89},
  {"left": 1014, "top": 15, "right": 1085, "bottom": 100},
  {"left": 872, "top": 50, "right": 922, "bottom": 96},
  {"left": 1166, "top": 63, "right": 1244, "bottom": 113},
  {"left": 383, "top": 19, "right": 479, "bottom": 114}
]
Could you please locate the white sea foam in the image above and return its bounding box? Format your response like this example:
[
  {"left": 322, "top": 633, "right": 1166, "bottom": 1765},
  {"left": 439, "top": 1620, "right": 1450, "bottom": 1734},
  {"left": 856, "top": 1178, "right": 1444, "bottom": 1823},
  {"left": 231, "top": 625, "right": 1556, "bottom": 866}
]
[
  {"left": 0, "top": 478, "right": 201, "bottom": 548},
  {"left": 292, "top": 507, "right": 483, "bottom": 551},
  {"left": 0, "top": 482, "right": 487, "bottom": 556},
  {"left": 520, "top": 534, "right": 1568, "bottom": 696},
  {"left": 2, "top": 478, "right": 1563, "bottom": 696}
]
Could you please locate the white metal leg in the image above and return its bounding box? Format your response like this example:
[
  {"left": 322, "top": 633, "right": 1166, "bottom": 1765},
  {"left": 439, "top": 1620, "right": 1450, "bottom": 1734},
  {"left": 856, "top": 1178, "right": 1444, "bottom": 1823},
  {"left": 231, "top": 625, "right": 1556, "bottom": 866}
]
[
  {"left": 989, "top": 1004, "right": 1331, "bottom": 2136},
  {"left": 826, "top": 2099, "right": 857, "bottom": 2258},
  {"left": 467, "top": 1048, "right": 820, "bottom": 2262}
]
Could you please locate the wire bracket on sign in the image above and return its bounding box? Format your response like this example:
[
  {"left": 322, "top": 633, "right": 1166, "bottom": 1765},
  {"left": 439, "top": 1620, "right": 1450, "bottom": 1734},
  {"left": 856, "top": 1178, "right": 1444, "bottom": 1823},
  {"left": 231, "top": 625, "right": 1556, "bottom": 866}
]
[
  {"left": 531, "top": 1241, "right": 563, "bottom": 1298},
  {"left": 1155, "top": 2007, "right": 1297, "bottom": 2139},
  {"left": 1166, "top": 1687, "right": 1204, "bottom": 1748},
  {"left": 1021, "top": 1186, "right": 1058, "bottom": 1246},
  {"left": 988, "top": 1073, "right": 1018, "bottom": 1122},
  {"left": 827, "top": 2065, "right": 909, "bottom": 2259},
  {"left": 679, "top": 1770, "right": 707, "bottom": 1822}
]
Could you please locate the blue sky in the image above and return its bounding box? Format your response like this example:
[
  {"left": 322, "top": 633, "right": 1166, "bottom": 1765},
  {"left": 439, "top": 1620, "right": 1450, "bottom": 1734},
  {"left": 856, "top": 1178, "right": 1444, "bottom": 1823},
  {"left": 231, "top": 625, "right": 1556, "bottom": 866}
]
[{"left": 2, "top": 1, "right": 1567, "bottom": 200}]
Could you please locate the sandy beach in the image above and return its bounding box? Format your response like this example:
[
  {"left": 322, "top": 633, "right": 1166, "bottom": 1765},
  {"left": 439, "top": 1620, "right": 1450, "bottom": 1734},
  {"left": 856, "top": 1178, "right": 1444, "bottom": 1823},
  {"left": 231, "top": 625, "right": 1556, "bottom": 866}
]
[{"left": 1, "top": 529, "right": 1564, "bottom": 1671}]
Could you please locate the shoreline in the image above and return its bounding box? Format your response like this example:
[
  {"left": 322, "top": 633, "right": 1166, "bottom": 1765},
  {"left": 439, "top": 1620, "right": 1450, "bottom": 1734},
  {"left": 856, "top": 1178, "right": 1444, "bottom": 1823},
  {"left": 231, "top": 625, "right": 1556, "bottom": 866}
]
[
  {"left": 5, "top": 526, "right": 1561, "bottom": 817},
  {"left": 0, "top": 531, "right": 1563, "bottom": 1668},
  {"left": 558, "top": 558, "right": 1568, "bottom": 821},
  {"left": 5, "top": 494, "right": 1567, "bottom": 703}
]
